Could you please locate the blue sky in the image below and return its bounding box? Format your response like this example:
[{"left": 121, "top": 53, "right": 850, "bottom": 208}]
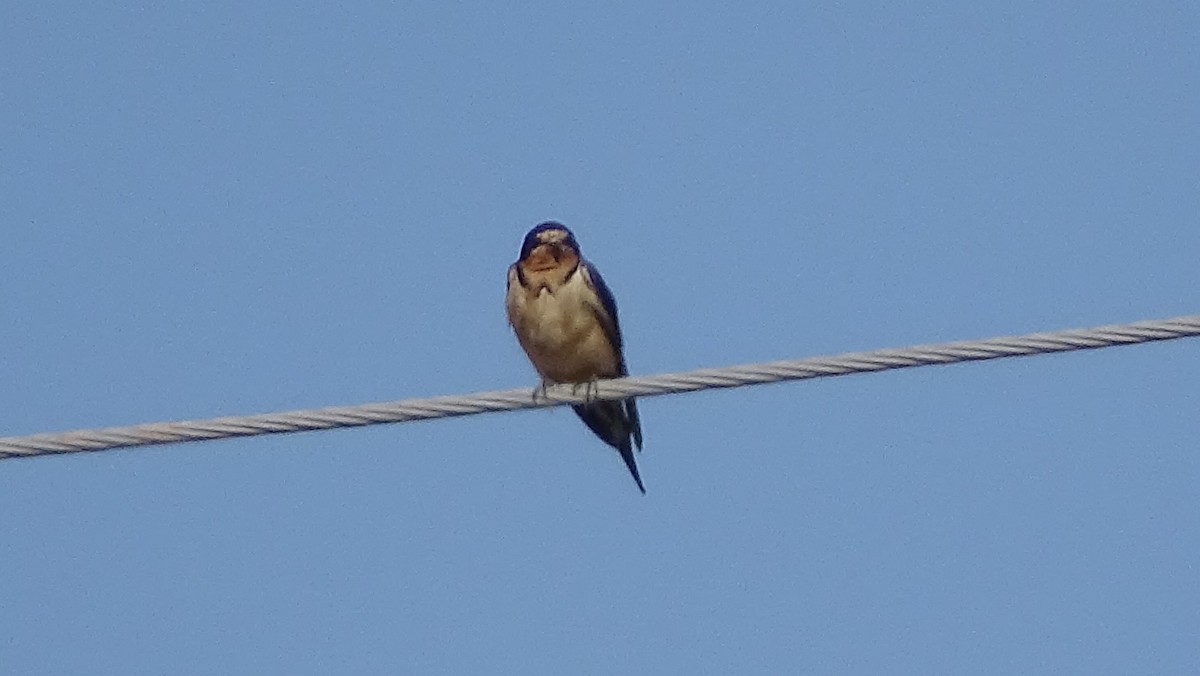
[{"left": 3, "top": 2, "right": 1198, "bottom": 674}]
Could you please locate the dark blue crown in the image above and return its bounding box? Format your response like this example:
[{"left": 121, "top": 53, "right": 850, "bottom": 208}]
[{"left": 520, "top": 221, "right": 579, "bottom": 259}]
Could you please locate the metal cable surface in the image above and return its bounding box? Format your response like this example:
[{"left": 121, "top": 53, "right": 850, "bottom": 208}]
[{"left": 3, "top": 314, "right": 1197, "bottom": 460}]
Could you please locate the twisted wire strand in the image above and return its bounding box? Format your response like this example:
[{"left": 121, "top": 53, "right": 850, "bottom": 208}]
[{"left": 2, "top": 314, "right": 1197, "bottom": 460}]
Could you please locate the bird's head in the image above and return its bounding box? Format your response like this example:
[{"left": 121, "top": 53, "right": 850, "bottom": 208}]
[{"left": 517, "top": 221, "right": 582, "bottom": 273}]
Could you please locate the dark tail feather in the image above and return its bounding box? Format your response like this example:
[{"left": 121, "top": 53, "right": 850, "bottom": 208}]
[
  {"left": 626, "top": 399, "right": 643, "bottom": 451},
  {"left": 617, "top": 439, "right": 647, "bottom": 494},
  {"left": 572, "top": 401, "right": 646, "bottom": 494}
]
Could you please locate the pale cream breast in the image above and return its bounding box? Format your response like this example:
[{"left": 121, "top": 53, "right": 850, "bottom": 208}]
[{"left": 506, "top": 267, "right": 621, "bottom": 383}]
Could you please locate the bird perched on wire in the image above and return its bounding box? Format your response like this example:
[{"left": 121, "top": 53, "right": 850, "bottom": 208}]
[{"left": 505, "top": 221, "right": 646, "bottom": 493}]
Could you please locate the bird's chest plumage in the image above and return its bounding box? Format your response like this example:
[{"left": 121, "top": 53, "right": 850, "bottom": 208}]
[{"left": 507, "top": 271, "right": 619, "bottom": 383}]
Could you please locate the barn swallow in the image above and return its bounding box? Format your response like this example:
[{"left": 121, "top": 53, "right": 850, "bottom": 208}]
[{"left": 505, "top": 222, "right": 646, "bottom": 493}]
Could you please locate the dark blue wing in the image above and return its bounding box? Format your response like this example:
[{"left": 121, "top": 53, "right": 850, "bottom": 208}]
[
  {"left": 580, "top": 259, "right": 643, "bottom": 454},
  {"left": 581, "top": 260, "right": 625, "bottom": 360}
]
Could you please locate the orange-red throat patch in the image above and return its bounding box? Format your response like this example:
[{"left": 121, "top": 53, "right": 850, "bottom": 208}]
[{"left": 524, "top": 243, "right": 578, "bottom": 273}]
